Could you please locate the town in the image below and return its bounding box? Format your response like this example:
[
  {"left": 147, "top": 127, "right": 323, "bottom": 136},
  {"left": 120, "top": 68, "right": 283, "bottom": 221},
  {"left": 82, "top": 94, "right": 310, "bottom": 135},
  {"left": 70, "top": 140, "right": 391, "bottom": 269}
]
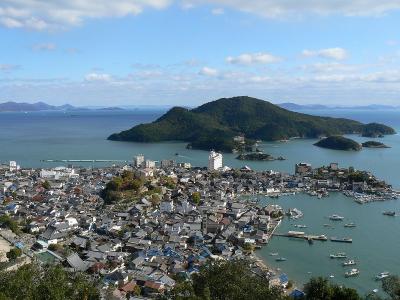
[{"left": 0, "top": 152, "right": 398, "bottom": 299}]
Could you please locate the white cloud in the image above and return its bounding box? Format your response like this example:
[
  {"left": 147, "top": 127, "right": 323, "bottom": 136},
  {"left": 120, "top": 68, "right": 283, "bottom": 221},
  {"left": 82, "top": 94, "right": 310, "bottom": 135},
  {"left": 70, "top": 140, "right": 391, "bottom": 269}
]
[
  {"left": 302, "top": 48, "right": 348, "bottom": 60},
  {"left": 199, "top": 66, "right": 218, "bottom": 76},
  {"left": 226, "top": 52, "right": 281, "bottom": 65},
  {"left": 211, "top": 8, "right": 224, "bottom": 15},
  {"left": 32, "top": 43, "right": 56, "bottom": 51},
  {"left": 84, "top": 72, "right": 112, "bottom": 82},
  {"left": 0, "top": 64, "right": 19, "bottom": 72},
  {"left": 302, "top": 62, "right": 358, "bottom": 73},
  {"left": 193, "top": 0, "right": 400, "bottom": 18},
  {"left": 2, "top": 0, "right": 400, "bottom": 31},
  {"left": 0, "top": 0, "right": 172, "bottom": 30}
]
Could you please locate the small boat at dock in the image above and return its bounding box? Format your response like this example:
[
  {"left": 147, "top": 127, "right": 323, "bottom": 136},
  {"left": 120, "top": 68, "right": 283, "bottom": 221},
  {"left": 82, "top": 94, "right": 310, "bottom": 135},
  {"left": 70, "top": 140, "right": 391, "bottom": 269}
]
[
  {"left": 345, "top": 269, "right": 360, "bottom": 277},
  {"left": 329, "top": 214, "right": 344, "bottom": 221},
  {"left": 343, "top": 260, "right": 356, "bottom": 266},
  {"left": 330, "top": 252, "right": 347, "bottom": 259},
  {"left": 376, "top": 272, "right": 390, "bottom": 280},
  {"left": 330, "top": 237, "right": 353, "bottom": 243},
  {"left": 383, "top": 211, "right": 396, "bottom": 216},
  {"left": 275, "top": 257, "right": 287, "bottom": 262}
]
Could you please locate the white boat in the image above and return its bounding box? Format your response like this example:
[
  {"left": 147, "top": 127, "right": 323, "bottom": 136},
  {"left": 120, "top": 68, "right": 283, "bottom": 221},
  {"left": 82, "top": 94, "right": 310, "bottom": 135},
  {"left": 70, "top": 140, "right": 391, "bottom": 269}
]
[
  {"left": 269, "top": 252, "right": 279, "bottom": 256},
  {"left": 344, "top": 223, "right": 356, "bottom": 228},
  {"left": 329, "top": 274, "right": 335, "bottom": 278},
  {"left": 372, "top": 289, "right": 379, "bottom": 293},
  {"left": 329, "top": 214, "right": 344, "bottom": 221},
  {"left": 294, "top": 224, "right": 307, "bottom": 228},
  {"left": 276, "top": 257, "right": 287, "bottom": 262},
  {"left": 376, "top": 272, "right": 390, "bottom": 280},
  {"left": 343, "top": 260, "right": 356, "bottom": 266},
  {"left": 330, "top": 252, "right": 347, "bottom": 259},
  {"left": 345, "top": 268, "right": 360, "bottom": 277}
]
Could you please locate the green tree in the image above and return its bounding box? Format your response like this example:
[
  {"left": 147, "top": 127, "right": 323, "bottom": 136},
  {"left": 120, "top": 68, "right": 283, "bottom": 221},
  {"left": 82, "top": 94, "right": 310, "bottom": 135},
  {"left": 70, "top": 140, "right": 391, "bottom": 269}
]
[
  {"left": 0, "top": 264, "right": 99, "bottom": 300},
  {"left": 304, "top": 277, "right": 361, "bottom": 300},
  {"left": 191, "top": 192, "right": 201, "bottom": 206},
  {"left": 382, "top": 275, "right": 400, "bottom": 300},
  {"left": 167, "top": 260, "right": 285, "bottom": 300},
  {"left": 0, "top": 215, "right": 20, "bottom": 234},
  {"left": 6, "top": 248, "right": 22, "bottom": 261},
  {"left": 42, "top": 181, "right": 51, "bottom": 190}
]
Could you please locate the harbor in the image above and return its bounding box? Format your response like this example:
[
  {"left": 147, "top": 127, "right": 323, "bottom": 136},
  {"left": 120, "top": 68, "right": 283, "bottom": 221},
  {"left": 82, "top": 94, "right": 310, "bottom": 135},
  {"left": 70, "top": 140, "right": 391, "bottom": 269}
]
[{"left": 257, "top": 192, "right": 400, "bottom": 296}]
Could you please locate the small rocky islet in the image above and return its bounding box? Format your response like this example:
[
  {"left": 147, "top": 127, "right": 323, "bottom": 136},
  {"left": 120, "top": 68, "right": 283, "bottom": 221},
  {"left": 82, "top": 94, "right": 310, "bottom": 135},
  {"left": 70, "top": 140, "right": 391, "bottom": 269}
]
[{"left": 315, "top": 136, "right": 391, "bottom": 151}]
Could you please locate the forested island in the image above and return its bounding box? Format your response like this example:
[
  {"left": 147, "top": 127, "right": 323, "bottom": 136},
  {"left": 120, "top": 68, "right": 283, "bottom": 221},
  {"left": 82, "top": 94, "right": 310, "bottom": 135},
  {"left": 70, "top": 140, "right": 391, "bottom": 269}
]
[
  {"left": 362, "top": 141, "right": 390, "bottom": 148},
  {"left": 314, "top": 136, "right": 362, "bottom": 151},
  {"left": 361, "top": 123, "right": 395, "bottom": 137},
  {"left": 108, "top": 96, "right": 395, "bottom": 152}
]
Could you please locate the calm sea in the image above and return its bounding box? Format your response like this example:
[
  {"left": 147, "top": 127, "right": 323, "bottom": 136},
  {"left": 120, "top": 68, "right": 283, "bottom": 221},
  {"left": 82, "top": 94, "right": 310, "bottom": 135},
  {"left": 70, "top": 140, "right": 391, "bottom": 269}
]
[{"left": 0, "top": 108, "right": 399, "bottom": 295}]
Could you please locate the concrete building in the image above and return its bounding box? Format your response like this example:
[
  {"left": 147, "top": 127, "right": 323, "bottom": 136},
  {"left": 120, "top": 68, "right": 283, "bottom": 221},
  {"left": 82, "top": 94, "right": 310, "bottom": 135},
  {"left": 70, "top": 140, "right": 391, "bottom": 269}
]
[
  {"left": 208, "top": 151, "right": 223, "bottom": 171},
  {"left": 161, "top": 160, "right": 175, "bottom": 168},
  {"left": 145, "top": 160, "right": 156, "bottom": 169},
  {"left": 9, "top": 161, "right": 18, "bottom": 172},
  {"left": 133, "top": 155, "right": 145, "bottom": 168},
  {"left": 295, "top": 163, "right": 312, "bottom": 175}
]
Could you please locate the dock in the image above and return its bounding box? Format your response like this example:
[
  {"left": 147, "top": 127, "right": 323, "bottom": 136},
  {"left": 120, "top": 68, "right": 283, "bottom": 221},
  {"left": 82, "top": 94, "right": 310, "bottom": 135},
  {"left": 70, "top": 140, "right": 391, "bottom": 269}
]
[
  {"left": 273, "top": 232, "right": 328, "bottom": 241},
  {"left": 41, "top": 159, "right": 129, "bottom": 163}
]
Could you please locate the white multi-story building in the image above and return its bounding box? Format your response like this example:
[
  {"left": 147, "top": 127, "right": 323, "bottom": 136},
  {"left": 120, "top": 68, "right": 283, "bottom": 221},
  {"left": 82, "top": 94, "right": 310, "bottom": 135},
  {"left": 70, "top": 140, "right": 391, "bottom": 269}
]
[
  {"left": 133, "top": 154, "right": 145, "bottom": 167},
  {"left": 208, "top": 151, "right": 223, "bottom": 171},
  {"left": 9, "top": 161, "right": 19, "bottom": 172},
  {"left": 145, "top": 160, "right": 156, "bottom": 169}
]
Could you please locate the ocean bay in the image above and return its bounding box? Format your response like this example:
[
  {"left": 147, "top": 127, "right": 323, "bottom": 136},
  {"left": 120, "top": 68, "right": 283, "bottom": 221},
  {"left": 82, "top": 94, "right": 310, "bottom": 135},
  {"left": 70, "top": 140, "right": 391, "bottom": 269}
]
[{"left": 1, "top": 108, "right": 400, "bottom": 294}]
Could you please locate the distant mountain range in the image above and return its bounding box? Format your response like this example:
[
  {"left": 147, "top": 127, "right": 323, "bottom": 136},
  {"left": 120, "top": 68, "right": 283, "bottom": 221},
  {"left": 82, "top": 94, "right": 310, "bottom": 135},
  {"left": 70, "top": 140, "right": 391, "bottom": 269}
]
[
  {"left": 0, "top": 101, "right": 124, "bottom": 112},
  {"left": 278, "top": 102, "right": 399, "bottom": 111}
]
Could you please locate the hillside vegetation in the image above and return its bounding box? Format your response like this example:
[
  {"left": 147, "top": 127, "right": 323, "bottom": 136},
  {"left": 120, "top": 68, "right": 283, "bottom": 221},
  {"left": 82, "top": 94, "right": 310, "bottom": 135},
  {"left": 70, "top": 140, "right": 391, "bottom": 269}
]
[{"left": 108, "top": 96, "right": 395, "bottom": 152}]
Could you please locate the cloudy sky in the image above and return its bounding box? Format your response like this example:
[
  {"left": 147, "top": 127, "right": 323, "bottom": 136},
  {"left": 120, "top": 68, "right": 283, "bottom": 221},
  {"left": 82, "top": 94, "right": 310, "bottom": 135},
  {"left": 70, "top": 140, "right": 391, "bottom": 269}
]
[{"left": 1, "top": 0, "right": 400, "bottom": 106}]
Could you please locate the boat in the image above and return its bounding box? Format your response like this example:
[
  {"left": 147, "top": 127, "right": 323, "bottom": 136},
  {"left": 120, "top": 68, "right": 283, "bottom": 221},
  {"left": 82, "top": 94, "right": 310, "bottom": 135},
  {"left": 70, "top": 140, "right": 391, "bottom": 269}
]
[
  {"left": 383, "top": 211, "right": 396, "bottom": 216},
  {"left": 330, "top": 252, "right": 347, "bottom": 259},
  {"left": 343, "top": 260, "right": 356, "bottom": 266},
  {"left": 376, "top": 272, "right": 390, "bottom": 280},
  {"left": 344, "top": 223, "right": 356, "bottom": 228},
  {"left": 269, "top": 252, "right": 279, "bottom": 256},
  {"left": 175, "top": 153, "right": 179, "bottom": 156},
  {"left": 345, "top": 269, "right": 360, "bottom": 277},
  {"left": 329, "top": 214, "right": 344, "bottom": 221},
  {"left": 330, "top": 237, "right": 353, "bottom": 243},
  {"left": 294, "top": 224, "right": 307, "bottom": 228},
  {"left": 275, "top": 257, "right": 287, "bottom": 262},
  {"left": 329, "top": 274, "right": 335, "bottom": 278},
  {"left": 372, "top": 289, "right": 379, "bottom": 293}
]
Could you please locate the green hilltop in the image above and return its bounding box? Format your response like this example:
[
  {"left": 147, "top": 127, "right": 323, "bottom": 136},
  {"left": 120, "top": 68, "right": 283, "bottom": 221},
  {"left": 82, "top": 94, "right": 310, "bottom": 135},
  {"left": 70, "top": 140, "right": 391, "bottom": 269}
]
[{"left": 108, "top": 96, "right": 396, "bottom": 152}]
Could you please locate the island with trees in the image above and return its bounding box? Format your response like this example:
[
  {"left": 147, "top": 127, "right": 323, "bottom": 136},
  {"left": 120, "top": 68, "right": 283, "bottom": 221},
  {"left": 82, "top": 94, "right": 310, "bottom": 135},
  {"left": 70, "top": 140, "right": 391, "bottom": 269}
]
[
  {"left": 108, "top": 96, "right": 395, "bottom": 152},
  {"left": 362, "top": 141, "right": 390, "bottom": 148},
  {"left": 361, "top": 123, "right": 396, "bottom": 138},
  {"left": 314, "top": 136, "right": 362, "bottom": 151}
]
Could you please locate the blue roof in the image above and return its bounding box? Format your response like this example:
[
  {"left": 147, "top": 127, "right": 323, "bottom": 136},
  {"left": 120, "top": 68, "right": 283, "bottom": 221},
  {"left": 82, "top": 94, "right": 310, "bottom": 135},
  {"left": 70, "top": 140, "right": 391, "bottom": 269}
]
[
  {"left": 15, "top": 242, "right": 24, "bottom": 249},
  {"left": 279, "top": 273, "right": 289, "bottom": 284},
  {"left": 289, "top": 289, "right": 305, "bottom": 298}
]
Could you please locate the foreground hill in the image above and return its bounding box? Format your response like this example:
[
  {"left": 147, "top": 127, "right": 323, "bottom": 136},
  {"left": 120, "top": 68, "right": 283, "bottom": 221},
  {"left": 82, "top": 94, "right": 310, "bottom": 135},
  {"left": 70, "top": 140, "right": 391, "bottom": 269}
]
[{"left": 108, "top": 96, "right": 395, "bottom": 152}]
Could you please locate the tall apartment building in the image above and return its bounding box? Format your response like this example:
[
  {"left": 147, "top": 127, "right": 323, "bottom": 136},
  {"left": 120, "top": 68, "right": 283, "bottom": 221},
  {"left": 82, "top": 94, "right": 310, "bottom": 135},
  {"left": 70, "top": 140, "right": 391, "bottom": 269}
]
[{"left": 208, "top": 151, "right": 223, "bottom": 171}]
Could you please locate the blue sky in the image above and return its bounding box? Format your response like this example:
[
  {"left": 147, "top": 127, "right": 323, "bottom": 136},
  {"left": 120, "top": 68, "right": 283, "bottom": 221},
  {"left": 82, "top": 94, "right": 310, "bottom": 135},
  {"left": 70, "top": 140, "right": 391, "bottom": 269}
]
[{"left": 1, "top": 1, "right": 400, "bottom": 106}]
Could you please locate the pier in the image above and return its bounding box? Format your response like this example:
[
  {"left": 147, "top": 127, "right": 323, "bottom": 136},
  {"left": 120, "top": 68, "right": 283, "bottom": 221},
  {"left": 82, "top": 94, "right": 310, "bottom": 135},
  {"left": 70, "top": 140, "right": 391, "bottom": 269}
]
[
  {"left": 273, "top": 232, "right": 328, "bottom": 241},
  {"left": 41, "top": 159, "right": 130, "bottom": 163}
]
